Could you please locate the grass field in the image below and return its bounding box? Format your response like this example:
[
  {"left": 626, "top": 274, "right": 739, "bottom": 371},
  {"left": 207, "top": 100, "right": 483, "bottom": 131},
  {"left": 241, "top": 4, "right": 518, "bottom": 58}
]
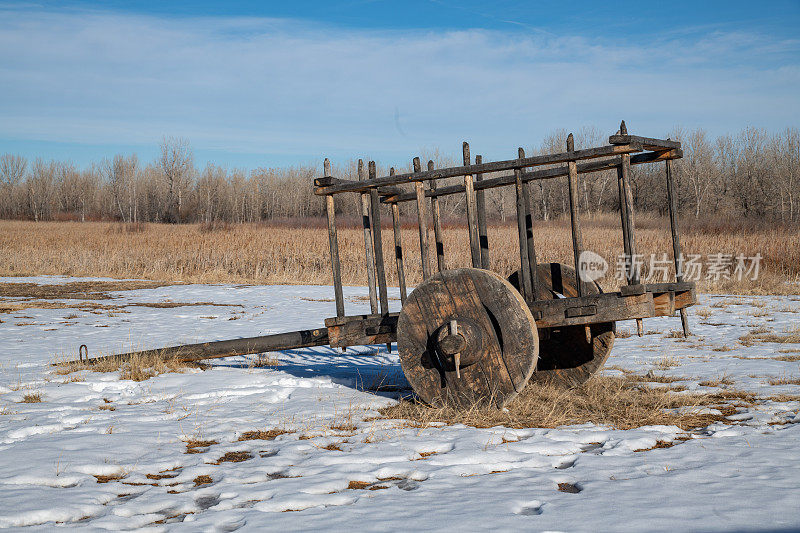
[{"left": 1, "top": 215, "right": 798, "bottom": 294}]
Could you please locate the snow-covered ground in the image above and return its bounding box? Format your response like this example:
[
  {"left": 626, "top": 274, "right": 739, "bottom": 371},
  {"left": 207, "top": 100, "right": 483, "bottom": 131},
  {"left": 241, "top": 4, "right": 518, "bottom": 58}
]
[{"left": 1, "top": 276, "right": 799, "bottom": 531}]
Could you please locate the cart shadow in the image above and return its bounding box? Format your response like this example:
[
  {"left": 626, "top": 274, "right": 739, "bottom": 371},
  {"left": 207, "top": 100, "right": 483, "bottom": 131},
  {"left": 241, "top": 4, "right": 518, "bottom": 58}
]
[{"left": 211, "top": 344, "right": 414, "bottom": 400}]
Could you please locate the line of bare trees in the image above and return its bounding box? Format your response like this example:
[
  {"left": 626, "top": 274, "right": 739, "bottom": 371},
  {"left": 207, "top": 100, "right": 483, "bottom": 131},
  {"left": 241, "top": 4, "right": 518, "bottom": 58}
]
[{"left": 1, "top": 127, "right": 797, "bottom": 225}]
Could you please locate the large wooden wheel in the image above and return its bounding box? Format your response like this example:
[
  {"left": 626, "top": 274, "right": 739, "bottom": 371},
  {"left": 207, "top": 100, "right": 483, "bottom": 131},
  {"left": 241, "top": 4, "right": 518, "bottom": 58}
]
[
  {"left": 509, "top": 263, "right": 615, "bottom": 387},
  {"left": 397, "top": 268, "right": 539, "bottom": 408}
]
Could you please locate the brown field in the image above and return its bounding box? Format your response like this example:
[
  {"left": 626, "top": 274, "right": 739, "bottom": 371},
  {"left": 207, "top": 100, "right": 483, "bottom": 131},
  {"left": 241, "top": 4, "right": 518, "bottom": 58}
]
[{"left": 1, "top": 216, "right": 798, "bottom": 294}]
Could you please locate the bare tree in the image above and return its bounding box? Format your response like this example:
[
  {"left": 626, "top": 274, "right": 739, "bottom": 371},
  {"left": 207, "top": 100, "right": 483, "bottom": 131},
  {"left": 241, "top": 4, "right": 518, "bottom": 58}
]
[{"left": 159, "top": 137, "right": 193, "bottom": 223}]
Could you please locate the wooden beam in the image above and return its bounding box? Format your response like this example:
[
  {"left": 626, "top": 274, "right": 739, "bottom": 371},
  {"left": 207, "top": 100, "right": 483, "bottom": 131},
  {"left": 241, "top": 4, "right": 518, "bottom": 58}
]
[
  {"left": 428, "top": 160, "right": 446, "bottom": 272},
  {"left": 609, "top": 134, "right": 681, "bottom": 151},
  {"left": 324, "top": 158, "right": 345, "bottom": 317},
  {"left": 463, "top": 142, "right": 481, "bottom": 268},
  {"left": 474, "top": 154, "right": 490, "bottom": 270},
  {"left": 413, "top": 157, "right": 432, "bottom": 280},
  {"left": 358, "top": 159, "right": 378, "bottom": 314},
  {"left": 382, "top": 148, "right": 682, "bottom": 204},
  {"left": 315, "top": 143, "right": 643, "bottom": 195}
]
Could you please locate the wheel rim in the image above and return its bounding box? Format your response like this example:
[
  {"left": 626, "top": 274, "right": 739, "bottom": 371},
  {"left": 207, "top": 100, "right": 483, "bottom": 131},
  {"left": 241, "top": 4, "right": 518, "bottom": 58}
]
[
  {"left": 398, "top": 268, "right": 539, "bottom": 407},
  {"left": 508, "top": 263, "right": 615, "bottom": 387}
]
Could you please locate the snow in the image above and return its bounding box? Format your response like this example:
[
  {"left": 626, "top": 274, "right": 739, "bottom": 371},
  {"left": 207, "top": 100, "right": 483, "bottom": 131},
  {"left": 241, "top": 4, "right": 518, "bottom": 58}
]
[{"left": 1, "top": 276, "right": 799, "bottom": 531}]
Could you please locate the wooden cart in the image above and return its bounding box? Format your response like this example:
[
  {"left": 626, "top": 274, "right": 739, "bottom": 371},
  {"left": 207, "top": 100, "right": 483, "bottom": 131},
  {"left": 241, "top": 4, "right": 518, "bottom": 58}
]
[
  {"left": 315, "top": 121, "right": 695, "bottom": 407},
  {"left": 73, "top": 121, "right": 695, "bottom": 408}
]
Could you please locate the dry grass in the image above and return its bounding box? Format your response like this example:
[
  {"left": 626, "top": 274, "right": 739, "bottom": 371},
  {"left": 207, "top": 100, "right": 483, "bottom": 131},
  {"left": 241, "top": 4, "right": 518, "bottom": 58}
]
[
  {"left": 54, "top": 351, "right": 201, "bottom": 382},
  {"left": 94, "top": 473, "right": 127, "bottom": 483},
  {"left": 215, "top": 451, "right": 253, "bottom": 463},
  {"left": 184, "top": 439, "right": 218, "bottom": 454},
  {"left": 19, "top": 392, "right": 43, "bottom": 403},
  {"left": 1, "top": 217, "right": 797, "bottom": 294},
  {"left": 768, "top": 376, "right": 800, "bottom": 386},
  {"left": 379, "top": 375, "right": 746, "bottom": 431},
  {"left": 699, "top": 374, "right": 735, "bottom": 387},
  {"left": 740, "top": 326, "right": 800, "bottom": 345},
  {"left": 238, "top": 429, "right": 292, "bottom": 441},
  {"left": 346, "top": 480, "right": 388, "bottom": 491},
  {"left": 193, "top": 475, "right": 213, "bottom": 486}
]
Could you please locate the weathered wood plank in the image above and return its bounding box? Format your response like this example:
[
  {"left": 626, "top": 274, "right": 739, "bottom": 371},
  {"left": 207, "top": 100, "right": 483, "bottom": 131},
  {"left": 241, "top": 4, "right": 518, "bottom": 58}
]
[
  {"left": 316, "top": 143, "right": 643, "bottom": 195},
  {"left": 463, "top": 142, "right": 482, "bottom": 268},
  {"left": 515, "top": 162, "right": 533, "bottom": 301},
  {"left": 382, "top": 148, "right": 681, "bottom": 204},
  {"left": 369, "top": 161, "right": 389, "bottom": 317},
  {"left": 474, "top": 154, "right": 491, "bottom": 270},
  {"left": 323, "top": 159, "right": 345, "bottom": 317},
  {"left": 529, "top": 292, "right": 655, "bottom": 329},
  {"left": 327, "top": 314, "right": 398, "bottom": 348},
  {"left": 413, "top": 157, "right": 432, "bottom": 279},
  {"left": 358, "top": 159, "right": 379, "bottom": 314},
  {"left": 519, "top": 147, "right": 538, "bottom": 299},
  {"left": 665, "top": 157, "right": 690, "bottom": 336},
  {"left": 428, "top": 160, "right": 446, "bottom": 272},
  {"left": 609, "top": 134, "right": 681, "bottom": 150},
  {"left": 566, "top": 134, "right": 586, "bottom": 297},
  {"left": 390, "top": 175, "right": 408, "bottom": 304}
]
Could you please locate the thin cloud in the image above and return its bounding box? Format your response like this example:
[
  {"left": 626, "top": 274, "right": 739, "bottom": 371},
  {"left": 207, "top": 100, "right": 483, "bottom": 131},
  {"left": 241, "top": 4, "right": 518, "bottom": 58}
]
[{"left": 0, "top": 5, "right": 797, "bottom": 165}]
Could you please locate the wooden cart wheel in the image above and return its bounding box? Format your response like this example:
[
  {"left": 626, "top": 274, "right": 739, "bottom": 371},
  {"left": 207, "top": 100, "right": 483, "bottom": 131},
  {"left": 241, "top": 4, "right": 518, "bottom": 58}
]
[
  {"left": 508, "top": 263, "right": 615, "bottom": 387},
  {"left": 397, "top": 268, "right": 539, "bottom": 408}
]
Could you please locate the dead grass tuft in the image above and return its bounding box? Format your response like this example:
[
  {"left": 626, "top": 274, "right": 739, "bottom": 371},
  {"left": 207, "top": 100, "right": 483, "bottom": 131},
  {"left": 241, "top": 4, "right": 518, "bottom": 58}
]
[
  {"left": 215, "top": 451, "right": 253, "bottom": 463},
  {"left": 185, "top": 439, "right": 218, "bottom": 454},
  {"left": 330, "top": 424, "right": 358, "bottom": 432},
  {"left": 94, "top": 472, "right": 127, "bottom": 483},
  {"left": 238, "top": 429, "right": 293, "bottom": 441},
  {"left": 321, "top": 443, "right": 343, "bottom": 451},
  {"left": 557, "top": 482, "right": 582, "bottom": 493},
  {"left": 699, "top": 374, "right": 735, "bottom": 387},
  {"left": 20, "top": 392, "right": 42, "bottom": 403},
  {"left": 380, "top": 375, "right": 748, "bottom": 431},
  {"left": 193, "top": 475, "right": 213, "bottom": 486}
]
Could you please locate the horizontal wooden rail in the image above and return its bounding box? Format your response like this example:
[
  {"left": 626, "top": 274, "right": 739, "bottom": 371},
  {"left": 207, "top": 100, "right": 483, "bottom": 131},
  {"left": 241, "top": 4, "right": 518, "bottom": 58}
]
[
  {"left": 382, "top": 148, "right": 682, "bottom": 204},
  {"left": 608, "top": 134, "right": 681, "bottom": 150},
  {"left": 314, "top": 143, "right": 644, "bottom": 195}
]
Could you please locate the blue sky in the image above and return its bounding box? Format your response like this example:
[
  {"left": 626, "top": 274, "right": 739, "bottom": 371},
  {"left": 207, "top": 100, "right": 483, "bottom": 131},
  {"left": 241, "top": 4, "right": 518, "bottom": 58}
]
[{"left": 1, "top": 1, "right": 798, "bottom": 170}]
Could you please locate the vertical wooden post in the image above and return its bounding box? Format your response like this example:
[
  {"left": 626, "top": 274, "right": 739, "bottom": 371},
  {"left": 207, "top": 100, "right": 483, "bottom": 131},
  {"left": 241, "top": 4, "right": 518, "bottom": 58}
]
[
  {"left": 463, "top": 142, "right": 481, "bottom": 268},
  {"left": 566, "top": 134, "right": 585, "bottom": 297},
  {"left": 665, "top": 157, "right": 690, "bottom": 337},
  {"left": 324, "top": 158, "right": 344, "bottom": 317},
  {"left": 428, "top": 161, "right": 445, "bottom": 272},
  {"left": 618, "top": 122, "right": 639, "bottom": 286},
  {"left": 475, "top": 154, "right": 490, "bottom": 270},
  {"left": 358, "top": 159, "right": 378, "bottom": 315},
  {"left": 617, "top": 163, "right": 632, "bottom": 259},
  {"left": 389, "top": 168, "right": 408, "bottom": 304},
  {"left": 617, "top": 121, "right": 643, "bottom": 336},
  {"left": 369, "top": 161, "right": 389, "bottom": 317},
  {"left": 515, "top": 160, "right": 533, "bottom": 302},
  {"left": 413, "top": 157, "right": 432, "bottom": 280},
  {"left": 519, "top": 147, "right": 538, "bottom": 299}
]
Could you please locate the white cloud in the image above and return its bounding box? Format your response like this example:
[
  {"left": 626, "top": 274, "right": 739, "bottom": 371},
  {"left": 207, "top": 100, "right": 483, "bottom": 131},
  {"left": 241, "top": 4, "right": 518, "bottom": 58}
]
[{"left": 0, "top": 5, "right": 797, "bottom": 164}]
